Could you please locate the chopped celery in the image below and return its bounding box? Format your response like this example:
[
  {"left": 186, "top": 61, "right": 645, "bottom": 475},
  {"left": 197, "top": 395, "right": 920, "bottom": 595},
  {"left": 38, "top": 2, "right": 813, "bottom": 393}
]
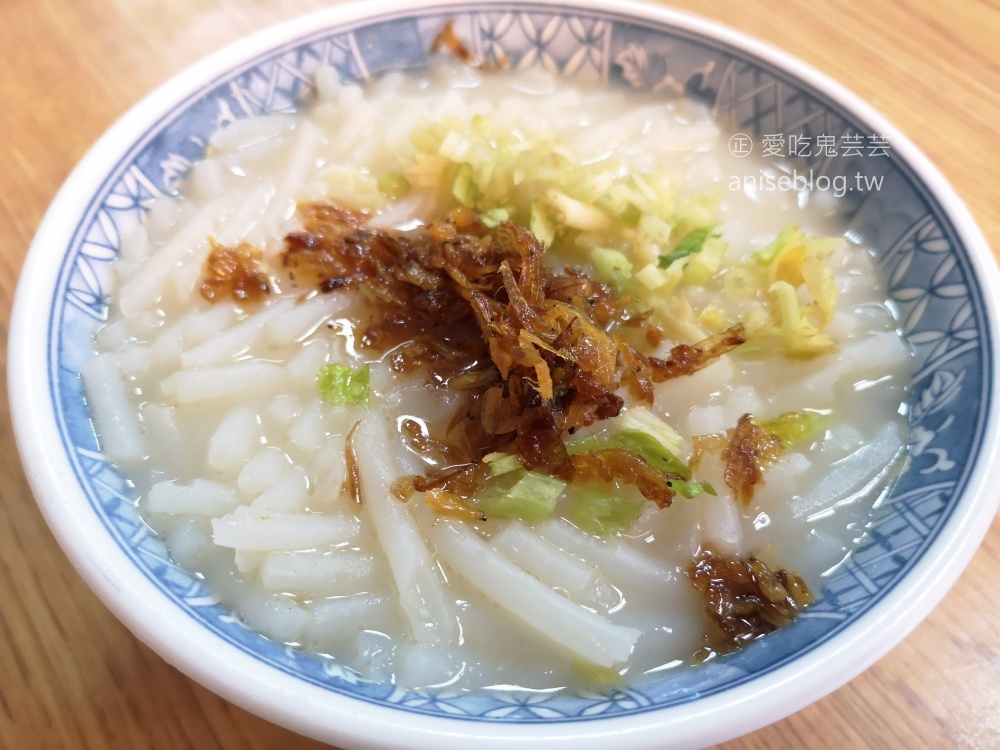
[
  {"left": 600, "top": 177, "right": 672, "bottom": 226},
  {"left": 769, "top": 281, "right": 809, "bottom": 336},
  {"left": 802, "top": 250, "right": 837, "bottom": 325},
  {"left": 321, "top": 166, "right": 384, "bottom": 210},
  {"left": 529, "top": 201, "right": 557, "bottom": 247},
  {"left": 438, "top": 130, "right": 472, "bottom": 162},
  {"left": 754, "top": 225, "right": 799, "bottom": 265},
  {"left": 567, "top": 487, "right": 644, "bottom": 536},
  {"left": 673, "top": 194, "right": 717, "bottom": 231},
  {"left": 682, "top": 235, "right": 727, "bottom": 286},
  {"left": 634, "top": 262, "right": 669, "bottom": 291},
  {"left": 481, "top": 207, "right": 511, "bottom": 228},
  {"left": 408, "top": 120, "right": 449, "bottom": 152},
  {"left": 484, "top": 453, "right": 522, "bottom": 476},
  {"left": 475, "top": 470, "right": 565, "bottom": 523},
  {"left": 620, "top": 202, "right": 642, "bottom": 227},
  {"left": 452, "top": 163, "right": 481, "bottom": 207},
  {"left": 755, "top": 225, "right": 842, "bottom": 268},
  {"left": 784, "top": 332, "right": 836, "bottom": 358},
  {"left": 565, "top": 428, "right": 691, "bottom": 479},
  {"left": 736, "top": 227, "right": 845, "bottom": 358},
  {"left": 316, "top": 363, "right": 371, "bottom": 407},
  {"left": 635, "top": 213, "right": 673, "bottom": 265},
  {"left": 399, "top": 110, "right": 695, "bottom": 269},
  {"left": 762, "top": 280, "right": 836, "bottom": 358},
  {"left": 591, "top": 247, "right": 633, "bottom": 290},
  {"left": 377, "top": 172, "right": 411, "bottom": 199},
  {"left": 757, "top": 409, "right": 831, "bottom": 447},
  {"left": 618, "top": 407, "right": 685, "bottom": 456},
  {"left": 543, "top": 189, "right": 611, "bottom": 232},
  {"left": 658, "top": 226, "right": 716, "bottom": 269},
  {"left": 698, "top": 304, "right": 730, "bottom": 331},
  {"left": 404, "top": 152, "right": 449, "bottom": 189}
]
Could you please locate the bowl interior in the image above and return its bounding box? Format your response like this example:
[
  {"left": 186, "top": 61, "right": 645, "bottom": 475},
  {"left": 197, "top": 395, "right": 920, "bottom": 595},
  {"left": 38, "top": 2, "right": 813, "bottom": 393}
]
[{"left": 45, "top": 1, "right": 991, "bottom": 723}]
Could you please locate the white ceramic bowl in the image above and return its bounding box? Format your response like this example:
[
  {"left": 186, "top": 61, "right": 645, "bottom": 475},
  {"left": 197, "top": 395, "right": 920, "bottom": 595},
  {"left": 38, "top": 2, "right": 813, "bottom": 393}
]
[{"left": 9, "top": 0, "right": 1000, "bottom": 747}]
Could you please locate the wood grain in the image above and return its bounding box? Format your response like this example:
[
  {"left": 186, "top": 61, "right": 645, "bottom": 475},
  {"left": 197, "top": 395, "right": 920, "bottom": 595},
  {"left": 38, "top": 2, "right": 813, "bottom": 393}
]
[{"left": 1, "top": 1, "right": 997, "bottom": 747}]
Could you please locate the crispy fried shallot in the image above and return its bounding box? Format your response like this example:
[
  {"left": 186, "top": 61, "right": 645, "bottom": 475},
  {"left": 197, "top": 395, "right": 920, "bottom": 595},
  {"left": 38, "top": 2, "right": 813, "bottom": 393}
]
[
  {"left": 689, "top": 548, "right": 812, "bottom": 653},
  {"left": 343, "top": 420, "right": 364, "bottom": 504},
  {"left": 200, "top": 239, "right": 271, "bottom": 304},
  {"left": 723, "top": 414, "right": 783, "bottom": 506},
  {"left": 283, "top": 201, "right": 744, "bottom": 502},
  {"left": 424, "top": 488, "right": 487, "bottom": 522},
  {"left": 431, "top": 20, "right": 509, "bottom": 71},
  {"left": 570, "top": 450, "right": 676, "bottom": 508}
]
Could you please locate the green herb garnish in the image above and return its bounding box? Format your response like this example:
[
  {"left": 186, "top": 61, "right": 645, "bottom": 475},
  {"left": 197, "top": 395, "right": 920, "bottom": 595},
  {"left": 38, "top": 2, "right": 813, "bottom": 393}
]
[{"left": 657, "top": 226, "right": 716, "bottom": 269}]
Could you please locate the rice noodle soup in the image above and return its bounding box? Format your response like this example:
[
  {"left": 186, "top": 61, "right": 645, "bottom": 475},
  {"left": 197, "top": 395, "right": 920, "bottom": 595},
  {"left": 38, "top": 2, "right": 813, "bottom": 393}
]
[{"left": 84, "top": 57, "right": 910, "bottom": 692}]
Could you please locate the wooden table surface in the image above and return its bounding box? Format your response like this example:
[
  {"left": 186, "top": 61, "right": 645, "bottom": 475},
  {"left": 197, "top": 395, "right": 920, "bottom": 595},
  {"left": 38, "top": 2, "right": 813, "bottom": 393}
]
[{"left": 2, "top": 0, "right": 998, "bottom": 747}]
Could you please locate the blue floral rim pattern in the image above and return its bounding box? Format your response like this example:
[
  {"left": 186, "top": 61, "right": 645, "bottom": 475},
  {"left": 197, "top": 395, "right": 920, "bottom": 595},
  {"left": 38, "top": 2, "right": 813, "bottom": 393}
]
[{"left": 47, "top": 2, "right": 990, "bottom": 722}]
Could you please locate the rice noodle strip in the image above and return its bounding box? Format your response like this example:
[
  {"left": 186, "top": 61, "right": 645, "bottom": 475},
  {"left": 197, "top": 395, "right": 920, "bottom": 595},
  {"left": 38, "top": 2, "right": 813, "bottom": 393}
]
[
  {"left": 213, "top": 183, "right": 275, "bottom": 247},
  {"left": 118, "top": 201, "right": 222, "bottom": 317},
  {"left": 490, "top": 522, "right": 604, "bottom": 607},
  {"left": 181, "top": 296, "right": 295, "bottom": 368},
  {"left": 537, "top": 518, "right": 676, "bottom": 586},
  {"left": 80, "top": 352, "right": 145, "bottom": 463},
  {"left": 160, "top": 361, "right": 284, "bottom": 404},
  {"left": 259, "top": 551, "right": 376, "bottom": 594},
  {"left": 424, "top": 518, "right": 639, "bottom": 667},
  {"left": 790, "top": 421, "right": 905, "bottom": 519},
  {"left": 211, "top": 509, "right": 360, "bottom": 551},
  {"left": 355, "top": 417, "right": 458, "bottom": 646}
]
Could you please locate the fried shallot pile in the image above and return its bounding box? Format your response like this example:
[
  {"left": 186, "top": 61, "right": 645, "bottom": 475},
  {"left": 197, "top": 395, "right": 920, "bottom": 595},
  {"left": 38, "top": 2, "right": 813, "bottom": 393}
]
[
  {"left": 689, "top": 548, "right": 813, "bottom": 652},
  {"left": 281, "top": 202, "right": 745, "bottom": 505}
]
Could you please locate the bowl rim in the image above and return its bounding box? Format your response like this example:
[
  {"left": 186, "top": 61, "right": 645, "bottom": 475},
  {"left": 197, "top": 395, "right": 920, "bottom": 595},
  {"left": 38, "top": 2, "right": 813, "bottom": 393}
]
[{"left": 9, "top": 0, "right": 1000, "bottom": 747}]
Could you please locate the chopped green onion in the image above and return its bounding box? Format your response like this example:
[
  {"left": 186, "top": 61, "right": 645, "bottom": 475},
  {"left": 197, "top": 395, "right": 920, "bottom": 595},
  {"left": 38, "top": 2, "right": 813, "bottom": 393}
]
[
  {"left": 475, "top": 470, "right": 565, "bottom": 523},
  {"left": 756, "top": 409, "right": 831, "bottom": 447},
  {"left": 658, "top": 226, "right": 716, "bottom": 269},
  {"left": 316, "top": 363, "right": 371, "bottom": 407},
  {"left": 567, "top": 487, "right": 644, "bottom": 536}
]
